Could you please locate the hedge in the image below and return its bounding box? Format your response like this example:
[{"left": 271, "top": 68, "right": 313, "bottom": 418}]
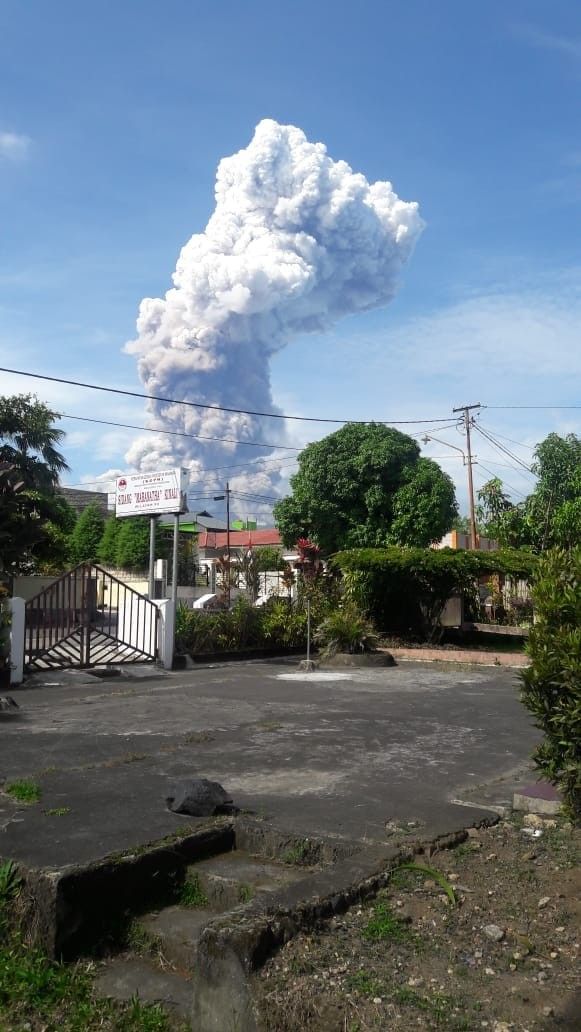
[{"left": 330, "top": 546, "right": 537, "bottom": 641}]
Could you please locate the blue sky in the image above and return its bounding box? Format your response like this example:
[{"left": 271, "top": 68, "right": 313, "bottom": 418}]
[{"left": 1, "top": 0, "right": 579, "bottom": 519}]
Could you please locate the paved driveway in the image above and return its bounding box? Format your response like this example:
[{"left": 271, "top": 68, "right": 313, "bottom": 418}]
[{"left": 0, "top": 660, "right": 538, "bottom": 869}]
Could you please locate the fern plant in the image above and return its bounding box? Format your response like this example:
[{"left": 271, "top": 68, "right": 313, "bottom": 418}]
[{"left": 313, "top": 603, "right": 380, "bottom": 657}]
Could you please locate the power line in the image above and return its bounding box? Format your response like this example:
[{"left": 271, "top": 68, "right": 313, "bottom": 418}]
[
  {"left": 0, "top": 365, "right": 453, "bottom": 425},
  {"left": 475, "top": 462, "right": 529, "bottom": 500},
  {"left": 487, "top": 405, "right": 581, "bottom": 410},
  {"left": 477, "top": 425, "right": 535, "bottom": 451},
  {"left": 472, "top": 424, "right": 535, "bottom": 476},
  {"left": 59, "top": 411, "right": 300, "bottom": 452}
]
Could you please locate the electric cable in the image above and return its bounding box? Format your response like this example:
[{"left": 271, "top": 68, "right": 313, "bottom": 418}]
[
  {"left": 475, "top": 462, "right": 529, "bottom": 500},
  {"left": 58, "top": 412, "right": 300, "bottom": 452},
  {"left": 0, "top": 365, "right": 454, "bottom": 425},
  {"left": 472, "top": 424, "right": 535, "bottom": 476}
]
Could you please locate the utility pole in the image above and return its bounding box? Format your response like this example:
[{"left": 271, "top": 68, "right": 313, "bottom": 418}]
[
  {"left": 452, "top": 403, "right": 481, "bottom": 550},
  {"left": 148, "top": 516, "right": 156, "bottom": 599},
  {"left": 213, "top": 482, "right": 232, "bottom": 607},
  {"left": 225, "top": 481, "right": 231, "bottom": 608}
]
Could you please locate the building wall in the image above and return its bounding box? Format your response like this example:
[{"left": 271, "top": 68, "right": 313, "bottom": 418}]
[
  {"left": 437, "top": 530, "right": 498, "bottom": 551},
  {"left": 59, "top": 487, "right": 110, "bottom": 517}
]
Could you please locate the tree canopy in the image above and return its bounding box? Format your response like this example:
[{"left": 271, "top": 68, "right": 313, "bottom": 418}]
[
  {"left": 477, "top": 433, "right": 581, "bottom": 551},
  {"left": 273, "top": 422, "right": 458, "bottom": 552},
  {"left": 69, "top": 503, "right": 105, "bottom": 564},
  {"left": 0, "top": 394, "right": 74, "bottom": 581}
]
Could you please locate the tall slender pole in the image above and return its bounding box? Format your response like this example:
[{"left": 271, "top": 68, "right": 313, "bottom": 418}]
[
  {"left": 148, "top": 516, "right": 156, "bottom": 599},
  {"left": 465, "top": 415, "right": 477, "bottom": 550},
  {"left": 172, "top": 513, "right": 179, "bottom": 609},
  {"left": 306, "top": 598, "right": 311, "bottom": 664},
  {"left": 453, "top": 403, "right": 481, "bottom": 550},
  {"left": 226, "top": 481, "right": 231, "bottom": 608}
]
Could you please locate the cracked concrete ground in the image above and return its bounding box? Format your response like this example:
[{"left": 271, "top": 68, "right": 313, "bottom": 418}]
[{"left": 0, "top": 659, "right": 538, "bottom": 869}]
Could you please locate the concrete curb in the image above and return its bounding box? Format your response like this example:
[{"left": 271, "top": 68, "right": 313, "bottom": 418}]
[
  {"left": 190, "top": 823, "right": 488, "bottom": 1032},
  {"left": 385, "top": 646, "right": 529, "bottom": 668}
]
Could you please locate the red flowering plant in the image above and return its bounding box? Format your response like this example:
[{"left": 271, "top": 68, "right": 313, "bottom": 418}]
[{"left": 294, "top": 538, "right": 323, "bottom": 580}]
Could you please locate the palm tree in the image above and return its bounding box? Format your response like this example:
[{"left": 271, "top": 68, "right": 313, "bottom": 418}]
[{"left": 0, "top": 393, "right": 69, "bottom": 489}]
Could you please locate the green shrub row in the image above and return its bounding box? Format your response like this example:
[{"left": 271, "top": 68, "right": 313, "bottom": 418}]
[
  {"left": 175, "top": 596, "right": 308, "bottom": 654},
  {"left": 331, "top": 546, "right": 536, "bottom": 641}
]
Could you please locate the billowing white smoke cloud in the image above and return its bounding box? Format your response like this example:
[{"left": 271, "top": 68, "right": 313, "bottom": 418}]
[{"left": 125, "top": 119, "right": 423, "bottom": 506}]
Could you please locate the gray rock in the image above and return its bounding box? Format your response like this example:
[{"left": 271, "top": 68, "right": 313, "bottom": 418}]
[
  {"left": 0, "top": 696, "right": 19, "bottom": 711},
  {"left": 165, "top": 778, "right": 233, "bottom": 817},
  {"left": 483, "top": 924, "right": 505, "bottom": 942}
]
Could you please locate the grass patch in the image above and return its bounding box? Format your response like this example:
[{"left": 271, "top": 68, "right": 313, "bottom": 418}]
[
  {"left": 178, "top": 873, "right": 208, "bottom": 908},
  {"left": 0, "top": 861, "right": 20, "bottom": 911},
  {"left": 282, "top": 841, "right": 310, "bottom": 865},
  {"left": 238, "top": 884, "right": 253, "bottom": 904},
  {"left": 4, "top": 779, "right": 41, "bottom": 804},
  {"left": 183, "top": 730, "right": 215, "bottom": 744},
  {"left": 0, "top": 935, "right": 180, "bottom": 1030},
  {"left": 256, "top": 720, "right": 283, "bottom": 732},
  {"left": 392, "top": 987, "right": 471, "bottom": 1029},
  {"left": 392, "top": 862, "right": 456, "bottom": 905},
  {"left": 0, "top": 875, "right": 184, "bottom": 1031},
  {"left": 363, "top": 900, "right": 414, "bottom": 944},
  {"left": 123, "top": 919, "right": 164, "bottom": 961},
  {"left": 44, "top": 806, "right": 71, "bottom": 817},
  {"left": 346, "top": 970, "right": 384, "bottom": 996}
]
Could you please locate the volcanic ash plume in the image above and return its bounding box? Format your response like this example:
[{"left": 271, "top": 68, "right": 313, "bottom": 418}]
[{"left": 125, "top": 119, "right": 424, "bottom": 498}]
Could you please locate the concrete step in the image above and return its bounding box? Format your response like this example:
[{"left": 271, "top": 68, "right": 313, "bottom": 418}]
[
  {"left": 94, "top": 953, "right": 191, "bottom": 1020},
  {"left": 139, "top": 904, "right": 221, "bottom": 971},
  {"left": 189, "top": 850, "right": 306, "bottom": 908}
]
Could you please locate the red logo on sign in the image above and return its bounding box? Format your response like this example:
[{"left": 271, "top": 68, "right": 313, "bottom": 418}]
[{"left": 118, "top": 478, "right": 127, "bottom": 488}]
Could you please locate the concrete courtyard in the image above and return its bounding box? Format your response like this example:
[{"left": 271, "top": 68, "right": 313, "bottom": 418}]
[{"left": 0, "top": 659, "right": 538, "bottom": 870}]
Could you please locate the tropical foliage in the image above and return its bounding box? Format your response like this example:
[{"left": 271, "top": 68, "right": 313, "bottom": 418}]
[
  {"left": 0, "top": 395, "right": 75, "bottom": 582},
  {"left": 175, "top": 596, "right": 308, "bottom": 654},
  {"left": 274, "top": 422, "right": 457, "bottom": 552},
  {"left": 332, "top": 546, "right": 536, "bottom": 641},
  {"left": 313, "top": 603, "right": 380, "bottom": 656},
  {"left": 520, "top": 548, "right": 581, "bottom": 819},
  {"left": 69, "top": 503, "right": 105, "bottom": 564},
  {"left": 477, "top": 433, "right": 581, "bottom": 551}
]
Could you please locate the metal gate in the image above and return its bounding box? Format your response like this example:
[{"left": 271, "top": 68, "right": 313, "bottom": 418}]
[{"left": 24, "top": 563, "right": 158, "bottom": 671}]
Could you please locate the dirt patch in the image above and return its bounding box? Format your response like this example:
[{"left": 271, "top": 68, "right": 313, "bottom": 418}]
[{"left": 254, "top": 814, "right": 580, "bottom": 1031}]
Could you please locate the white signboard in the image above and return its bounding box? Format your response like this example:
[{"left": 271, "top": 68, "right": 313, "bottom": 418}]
[{"left": 115, "top": 468, "right": 188, "bottom": 519}]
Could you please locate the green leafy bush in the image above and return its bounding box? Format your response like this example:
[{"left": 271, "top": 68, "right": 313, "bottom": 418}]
[
  {"left": 313, "top": 603, "right": 379, "bottom": 656},
  {"left": 519, "top": 548, "right": 581, "bottom": 819},
  {"left": 174, "top": 596, "right": 308, "bottom": 654},
  {"left": 260, "top": 598, "right": 307, "bottom": 648},
  {"left": 332, "top": 546, "right": 536, "bottom": 641}
]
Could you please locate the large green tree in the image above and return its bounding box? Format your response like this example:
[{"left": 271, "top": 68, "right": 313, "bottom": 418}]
[
  {"left": 0, "top": 394, "right": 74, "bottom": 581},
  {"left": 478, "top": 433, "right": 581, "bottom": 552},
  {"left": 273, "top": 423, "right": 458, "bottom": 552}
]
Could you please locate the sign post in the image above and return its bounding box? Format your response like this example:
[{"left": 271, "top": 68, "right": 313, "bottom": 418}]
[
  {"left": 114, "top": 468, "right": 187, "bottom": 520},
  {"left": 148, "top": 517, "right": 156, "bottom": 599},
  {"left": 115, "top": 468, "right": 188, "bottom": 656}
]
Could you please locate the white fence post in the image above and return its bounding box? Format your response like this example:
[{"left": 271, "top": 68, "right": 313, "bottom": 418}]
[
  {"left": 152, "top": 599, "right": 175, "bottom": 670},
  {"left": 8, "top": 597, "right": 25, "bottom": 685}
]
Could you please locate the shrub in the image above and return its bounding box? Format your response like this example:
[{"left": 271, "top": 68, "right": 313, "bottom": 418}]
[
  {"left": 520, "top": 548, "right": 581, "bottom": 820},
  {"left": 260, "top": 597, "right": 307, "bottom": 648},
  {"left": 313, "top": 602, "right": 379, "bottom": 657},
  {"left": 174, "top": 596, "right": 308, "bottom": 654},
  {"left": 332, "top": 547, "right": 536, "bottom": 642}
]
